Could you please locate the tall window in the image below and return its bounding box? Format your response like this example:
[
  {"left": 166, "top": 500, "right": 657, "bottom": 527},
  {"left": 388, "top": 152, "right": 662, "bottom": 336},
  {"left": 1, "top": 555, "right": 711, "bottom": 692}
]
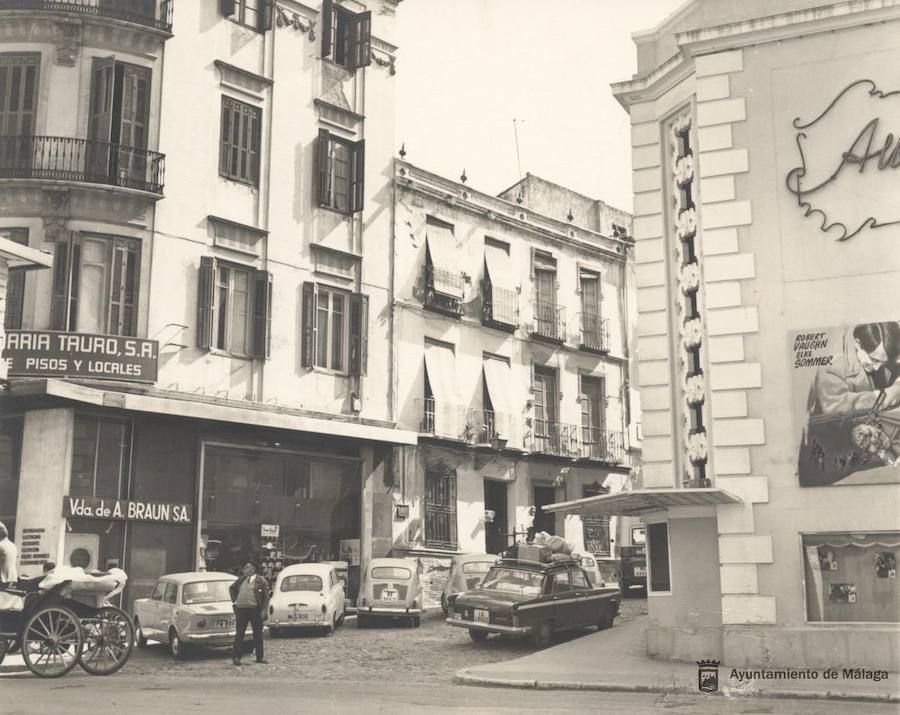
[
  {"left": 2, "top": 228, "right": 28, "bottom": 330},
  {"left": 321, "top": 0, "right": 371, "bottom": 72},
  {"left": 50, "top": 234, "right": 140, "bottom": 336},
  {"left": 220, "top": 0, "right": 272, "bottom": 32},
  {"left": 532, "top": 250, "right": 559, "bottom": 340},
  {"left": 197, "top": 257, "right": 272, "bottom": 359},
  {"left": 69, "top": 416, "right": 129, "bottom": 500},
  {"left": 301, "top": 282, "right": 368, "bottom": 375},
  {"left": 647, "top": 522, "right": 671, "bottom": 592},
  {"left": 582, "top": 485, "right": 610, "bottom": 556},
  {"left": 424, "top": 466, "right": 457, "bottom": 549},
  {"left": 532, "top": 365, "right": 558, "bottom": 451},
  {"left": 0, "top": 53, "right": 39, "bottom": 135},
  {"left": 220, "top": 97, "right": 261, "bottom": 186},
  {"left": 316, "top": 129, "right": 364, "bottom": 215},
  {"left": 580, "top": 375, "right": 606, "bottom": 459}
]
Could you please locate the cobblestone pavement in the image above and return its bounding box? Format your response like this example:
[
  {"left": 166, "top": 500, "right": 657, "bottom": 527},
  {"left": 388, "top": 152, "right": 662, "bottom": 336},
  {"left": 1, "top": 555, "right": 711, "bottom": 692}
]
[{"left": 124, "top": 597, "right": 647, "bottom": 683}]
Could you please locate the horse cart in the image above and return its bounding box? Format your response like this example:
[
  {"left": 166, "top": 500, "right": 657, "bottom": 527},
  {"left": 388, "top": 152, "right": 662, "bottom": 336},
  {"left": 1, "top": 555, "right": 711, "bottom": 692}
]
[{"left": 0, "top": 569, "right": 135, "bottom": 678}]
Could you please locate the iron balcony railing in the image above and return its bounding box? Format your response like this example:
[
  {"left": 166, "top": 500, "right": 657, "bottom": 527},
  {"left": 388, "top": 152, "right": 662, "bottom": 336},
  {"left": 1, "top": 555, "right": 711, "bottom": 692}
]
[
  {"left": 482, "top": 281, "right": 518, "bottom": 331},
  {"left": 0, "top": 135, "right": 165, "bottom": 195},
  {"left": 417, "top": 398, "right": 469, "bottom": 440},
  {"left": 530, "top": 299, "right": 565, "bottom": 343},
  {"left": 0, "top": 0, "right": 174, "bottom": 32},
  {"left": 466, "top": 408, "right": 519, "bottom": 448},
  {"left": 424, "top": 264, "right": 464, "bottom": 317},
  {"left": 580, "top": 427, "right": 627, "bottom": 464},
  {"left": 528, "top": 420, "right": 580, "bottom": 457},
  {"left": 578, "top": 312, "right": 610, "bottom": 354}
]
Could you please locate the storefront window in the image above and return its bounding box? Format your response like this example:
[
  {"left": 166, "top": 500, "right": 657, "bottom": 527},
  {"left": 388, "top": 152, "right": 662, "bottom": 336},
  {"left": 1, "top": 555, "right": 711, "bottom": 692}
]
[
  {"left": 802, "top": 532, "right": 900, "bottom": 623},
  {"left": 201, "top": 445, "right": 360, "bottom": 578},
  {"left": 0, "top": 417, "right": 23, "bottom": 540},
  {"left": 70, "top": 417, "right": 129, "bottom": 499}
]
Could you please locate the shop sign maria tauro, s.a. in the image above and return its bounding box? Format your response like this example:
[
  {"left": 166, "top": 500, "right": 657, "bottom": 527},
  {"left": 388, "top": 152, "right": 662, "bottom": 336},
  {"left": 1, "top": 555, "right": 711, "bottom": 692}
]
[
  {"left": 2, "top": 330, "right": 158, "bottom": 383},
  {"left": 63, "top": 497, "right": 193, "bottom": 525}
]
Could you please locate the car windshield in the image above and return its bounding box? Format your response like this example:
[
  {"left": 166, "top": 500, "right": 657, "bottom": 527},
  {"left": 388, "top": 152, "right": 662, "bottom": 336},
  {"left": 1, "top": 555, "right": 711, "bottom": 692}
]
[
  {"left": 281, "top": 575, "right": 323, "bottom": 592},
  {"left": 481, "top": 567, "right": 543, "bottom": 597},
  {"left": 371, "top": 566, "right": 411, "bottom": 580},
  {"left": 461, "top": 561, "right": 493, "bottom": 574},
  {"left": 182, "top": 580, "right": 233, "bottom": 604}
]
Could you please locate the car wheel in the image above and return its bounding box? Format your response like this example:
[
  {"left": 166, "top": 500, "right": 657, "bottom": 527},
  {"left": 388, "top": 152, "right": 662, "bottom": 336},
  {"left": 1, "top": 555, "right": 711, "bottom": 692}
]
[
  {"left": 598, "top": 608, "right": 615, "bottom": 630},
  {"left": 532, "top": 621, "right": 554, "bottom": 649},
  {"left": 468, "top": 629, "right": 488, "bottom": 642},
  {"left": 135, "top": 618, "right": 148, "bottom": 649},
  {"left": 440, "top": 595, "right": 448, "bottom": 615},
  {"left": 169, "top": 628, "right": 188, "bottom": 660},
  {"left": 412, "top": 617, "right": 421, "bottom": 628},
  {"left": 326, "top": 613, "right": 336, "bottom": 635},
  {"left": 357, "top": 614, "right": 368, "bottom": 629}
]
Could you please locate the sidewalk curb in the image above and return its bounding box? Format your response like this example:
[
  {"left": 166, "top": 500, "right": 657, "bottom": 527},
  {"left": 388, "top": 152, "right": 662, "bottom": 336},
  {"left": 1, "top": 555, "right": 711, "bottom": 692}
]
[{"left": 453, "top": 671, "right": 900, "bottom": 703}]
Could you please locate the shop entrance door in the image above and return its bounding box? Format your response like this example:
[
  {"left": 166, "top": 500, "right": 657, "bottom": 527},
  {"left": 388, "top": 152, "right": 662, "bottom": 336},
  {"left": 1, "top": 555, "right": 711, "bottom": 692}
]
[
  {"left": 533, "top": 485, "right": 557, "bottom": 536},
  {"left": 483, "top": 480, "right": 508, "bottom": 554}
]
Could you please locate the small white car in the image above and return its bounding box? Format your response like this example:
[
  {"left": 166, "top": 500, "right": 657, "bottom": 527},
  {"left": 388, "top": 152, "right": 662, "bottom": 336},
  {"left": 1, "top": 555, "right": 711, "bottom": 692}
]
[
  {"left": 268, "top": 563, "right": 346, "bottom": 636},
  {"left": 579, "top": 554, "right": 605, "bottom": 587}
]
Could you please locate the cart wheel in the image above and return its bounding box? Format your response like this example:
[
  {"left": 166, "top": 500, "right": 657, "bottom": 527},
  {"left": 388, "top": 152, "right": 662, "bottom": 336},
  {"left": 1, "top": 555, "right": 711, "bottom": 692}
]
[
  {"left": 79, "top": 607, "right": 135, "bottom": 676},
  {"left": 21, "top": 605, "right": 83, "bottom": 678}
]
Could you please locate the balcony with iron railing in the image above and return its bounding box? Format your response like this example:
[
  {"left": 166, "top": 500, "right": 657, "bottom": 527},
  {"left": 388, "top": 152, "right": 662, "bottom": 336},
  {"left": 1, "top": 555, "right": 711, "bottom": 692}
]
[
  {"left": 465, "top": 408, "right": 519, "bottom": 448},
  {"left": 579, "top": 427, "right": 627, "bottom": 465},
  {"left": 424, "top": 264, "right": 464, "bottom": 318},
  {"left": 530, "top": 300, "right": 565, "bottom": 344},
  {"left": 0, "top": 135, "right": 165, "bottom": 195},
  {"left": 578, "top": 312, "right": 610, "bottom": 354},
  {"left": 482, "top": 281, "right": 518, "bottom": 332},
  {"left": 0, "top": 0, "right": 174, "bottom": 33},
  {"left": 417, "top": 398, "right": 469, "bottom": 440},
  {"left": 528, "top": 420, "right": 628, "bottom": 464}
]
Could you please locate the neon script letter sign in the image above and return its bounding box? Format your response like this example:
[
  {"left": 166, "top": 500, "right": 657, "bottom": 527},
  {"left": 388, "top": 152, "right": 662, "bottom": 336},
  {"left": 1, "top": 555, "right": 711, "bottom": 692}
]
[{"left": 785, "top": 79, "right": 900, "bottom": 241}]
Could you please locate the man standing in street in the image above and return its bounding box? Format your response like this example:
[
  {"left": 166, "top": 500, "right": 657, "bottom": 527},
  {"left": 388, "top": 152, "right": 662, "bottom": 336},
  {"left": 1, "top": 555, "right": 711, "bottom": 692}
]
[
  {"left": 229, "top": 560, "right": 269, "bottom": 666},
  {"left": 0, "top": 522, "right": 18, "bottom": 584}
]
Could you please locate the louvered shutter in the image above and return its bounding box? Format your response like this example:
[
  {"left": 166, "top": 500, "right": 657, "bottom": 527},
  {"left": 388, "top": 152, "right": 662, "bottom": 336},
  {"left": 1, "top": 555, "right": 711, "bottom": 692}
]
[
  {"left": 251, "top": 270, "right": 272, "bottom": 359},
  {"left": 49, "top": 240, "right": 71, "bottom": 331},
  {"left": 220, "top": 0, "right": 235, "bottom": 17},
  {"left": 257, "top": 0, "right": 273, "bottom": 31},
  {"left": 349, "top": 292, "right": 368, "bottom": 376},
  {"left": 197, "top": 256, "right": 216, "bottom": 349},
  {"left": 350, "top": 10, "right": 372, "bottom": 70},
  {"left": 321, "top": 0, "right": 333, "bottom": 58},
  {"left": 316, "top": 128, "right": 330, "bottom": 207},
  {"left": 301, "top": 281, "right": 318, "bottom": 367},
  {"left": 350, "top": 139, "right": 365, "bottom": 213}
]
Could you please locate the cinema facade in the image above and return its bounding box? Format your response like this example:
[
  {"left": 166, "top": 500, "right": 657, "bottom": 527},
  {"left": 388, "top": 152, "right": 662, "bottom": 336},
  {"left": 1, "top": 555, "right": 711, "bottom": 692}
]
[{"left": 548, "top": 0, "right": 900, "bottom": 670}]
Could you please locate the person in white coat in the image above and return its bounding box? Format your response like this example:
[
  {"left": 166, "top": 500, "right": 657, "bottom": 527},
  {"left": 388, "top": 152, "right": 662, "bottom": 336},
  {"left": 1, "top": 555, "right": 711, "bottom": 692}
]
[{"left": 0, "top": 521, "right": 18, "bottom": 584}]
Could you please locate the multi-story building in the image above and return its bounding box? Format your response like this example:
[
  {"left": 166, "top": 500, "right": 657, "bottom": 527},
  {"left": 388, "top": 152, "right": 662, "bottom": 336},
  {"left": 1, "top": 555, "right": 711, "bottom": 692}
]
[
  {"left": 390, "top": 161, "right": 637, "bottom": 602},
  {"left": 0, "top": 0, "right": 410, "bottom": 607},
  {"left": 548, "top": 0, "right": 900, "bottom": 671}
]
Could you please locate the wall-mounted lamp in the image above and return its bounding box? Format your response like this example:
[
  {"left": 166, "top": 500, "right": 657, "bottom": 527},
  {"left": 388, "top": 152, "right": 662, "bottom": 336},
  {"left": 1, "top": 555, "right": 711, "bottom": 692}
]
[{"left": 490, "top": 435, "right": 508, "bottom": 452}]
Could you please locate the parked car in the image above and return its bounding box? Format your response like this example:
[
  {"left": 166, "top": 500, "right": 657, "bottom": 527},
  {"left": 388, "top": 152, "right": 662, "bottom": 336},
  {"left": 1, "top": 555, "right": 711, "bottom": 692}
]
[
  {"left": 268, "top": 563, "right": 345, "bottom": 636},
  {"left": 619, "top": 544, "right": 647, "bottom": 593},
  {"left": 356, "top": 557, "right": 423, "bottom": 628},
  {"left": 579, "top": 554, "right": 605, "bottom": 587},
  {"left": 446, "top": 556, "right": 620, "bottom": 647},
  {"left": 441, "top": 553, "right": 496, "bottom": 614},
  {"left": 133, "top": 571, "right": 251, "bottom": 659},
  {"left": 320, "top": 560, "right": 350, "bottom": 613}
]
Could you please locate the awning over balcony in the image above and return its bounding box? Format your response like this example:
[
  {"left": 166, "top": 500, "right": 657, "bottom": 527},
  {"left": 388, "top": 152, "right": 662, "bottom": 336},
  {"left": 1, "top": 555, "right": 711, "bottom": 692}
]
[
  {"left": 482, "top": 356, "right": 511, "bottom": 415},
  {"left": 484, "top": 242, "right": 515, "bottom": 292},
  {"left": 543, "top": 487, "right": 741, "bottom": 517},
  {"left": 426, "top": 222, "right": 463, "bottom": 298},
  {"left": 424, "top": 341, "right": 458, "bottom": 403}
]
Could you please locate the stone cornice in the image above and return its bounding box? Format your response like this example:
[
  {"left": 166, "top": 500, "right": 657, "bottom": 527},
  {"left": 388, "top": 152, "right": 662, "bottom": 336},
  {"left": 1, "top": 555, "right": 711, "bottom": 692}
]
[
  {"left": 611, "top": 51, "right": 692, "bottom": 110},
  {"left": 395, "top": 161, "right": 630, "bottom": 262}
]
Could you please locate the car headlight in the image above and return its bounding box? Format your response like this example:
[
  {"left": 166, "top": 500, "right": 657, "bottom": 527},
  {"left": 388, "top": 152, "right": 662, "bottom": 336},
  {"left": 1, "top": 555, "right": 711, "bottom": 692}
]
[{"left": 196, "top": 618, "right": 207, "bottom": 629}]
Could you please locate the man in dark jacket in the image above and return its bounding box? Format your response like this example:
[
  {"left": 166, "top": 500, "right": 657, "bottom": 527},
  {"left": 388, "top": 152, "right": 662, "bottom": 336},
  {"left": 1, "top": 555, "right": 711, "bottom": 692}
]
[{"left": 229, "top": 561, "right": 269, "bottom": 665}]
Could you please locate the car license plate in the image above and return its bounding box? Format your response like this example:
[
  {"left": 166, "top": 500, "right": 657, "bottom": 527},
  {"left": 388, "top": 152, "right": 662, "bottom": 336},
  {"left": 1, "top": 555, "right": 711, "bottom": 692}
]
[
  {"left": 216, "top": 619, "right": 234, "bottom": 628},
  {"left": 474, "top": 609, "right": 489, "bottom": 624},
  {"left": 288, "top": 612, "right": 308, "bottom": 621},
  {"left": 635, "top": 567, "right": 647, "bottom": 577},
  {"left": 382, "top": 590, "right": 398, "bottom": 602}
]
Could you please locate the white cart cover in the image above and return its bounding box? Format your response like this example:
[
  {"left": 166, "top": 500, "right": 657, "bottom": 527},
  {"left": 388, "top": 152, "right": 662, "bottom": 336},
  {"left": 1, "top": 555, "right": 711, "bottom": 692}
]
[{"left": 40, "top": 566, "right": 128, "bottom": 601}]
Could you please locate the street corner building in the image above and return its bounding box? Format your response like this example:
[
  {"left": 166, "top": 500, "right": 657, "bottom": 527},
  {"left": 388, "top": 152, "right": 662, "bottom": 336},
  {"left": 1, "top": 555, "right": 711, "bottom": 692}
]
[
  {"left": 544, "top": 0, "right": 900, "bottom": 672},
  {"left": 0, "top": 0, "right": 642, "bottom": 616}
]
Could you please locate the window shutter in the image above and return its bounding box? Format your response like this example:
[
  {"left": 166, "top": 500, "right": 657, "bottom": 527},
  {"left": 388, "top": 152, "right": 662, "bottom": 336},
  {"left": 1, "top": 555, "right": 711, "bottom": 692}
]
[
  {"left": 350, "top": 139, "right": 365, "bottom": 213},
  {"left": 315, "top": 128, "right": 330, "bottom": 207},
  {"left": 252, "top": 270, "right": 272, "bottom": 359},
  {"left": 220, "top": 0, "right": 235, "bottom": 17},
  {"left": 350, "top": 10, "right": 372, "bottom": 70},
  {"left": 49, "top": 240, "right": 71, "bottom": 331},
  {"left": 257, "top": 0, "right": 273, "bottom": 31},
  {"left": 197, "top": 256, "right": 216, "bottom": 349},
  {"left": 321, "top": 0, "right": 333, "bottom": 58},
  {"left": 301, "top": 281, "right": 318, "bottom": 367},
  {"left": 349, "top": 292, "right": 369, "bottom": 376}
]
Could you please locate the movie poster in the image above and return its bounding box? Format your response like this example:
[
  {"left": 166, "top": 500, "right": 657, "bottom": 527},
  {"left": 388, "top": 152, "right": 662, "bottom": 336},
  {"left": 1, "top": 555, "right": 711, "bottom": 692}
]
[{"left": 792, "top": 322, "right": 900, "bottom": 487}]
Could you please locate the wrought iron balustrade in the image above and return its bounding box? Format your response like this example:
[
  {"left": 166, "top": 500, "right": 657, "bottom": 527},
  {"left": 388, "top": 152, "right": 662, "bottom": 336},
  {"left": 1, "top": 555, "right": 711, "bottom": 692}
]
[
  {"left": 0, "top": 0, "right": 173, "bottom": 32},
  {"left": 530, "top": 300, "right": 565, "bottom": 343},
  {"left": 580, "top": 427, "right": 627, "bottom": 464},
  {"left": 0, "top": 135, "right": 165, "bottom": 195},
  {"left": 528, "top": 420, "right": 580, "bottom": 457},
  {"left": 417, "top": 398, "right": 468, "bottom": 439},
  {"left": 466, "top": 408, "right": 519, "bottom": 447},
  {"left": 578, "top": 312, "right": 610, "bottom": 354},
  {"left": 424, "top": 264, "right": 464, "bottom": 317},
  {"left": 482, "top": 282, "right": 518, "bottom": 331}
]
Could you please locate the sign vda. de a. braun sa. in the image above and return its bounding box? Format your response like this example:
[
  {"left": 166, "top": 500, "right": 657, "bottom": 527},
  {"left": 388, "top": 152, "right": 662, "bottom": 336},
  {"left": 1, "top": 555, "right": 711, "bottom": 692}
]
[
  {"left": 3, "top": 330, "right": 158, "bottom": 383},
  {"left": 63, "top": 496, "right": 192, "bottom": 525}
]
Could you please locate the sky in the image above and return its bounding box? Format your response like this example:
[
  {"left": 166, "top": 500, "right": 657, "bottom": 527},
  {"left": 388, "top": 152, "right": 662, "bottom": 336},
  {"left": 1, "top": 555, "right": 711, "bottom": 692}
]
[{"left": 396, "top": 0, "right": 687, "bottom": 214}]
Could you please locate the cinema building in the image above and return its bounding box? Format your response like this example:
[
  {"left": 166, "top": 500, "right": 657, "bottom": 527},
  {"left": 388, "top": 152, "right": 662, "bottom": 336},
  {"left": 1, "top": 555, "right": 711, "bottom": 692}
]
[
  {"left": 0, "top": 0, "right": 410, "bottom": 608},
  {"left": 548, "top": 0, "right": 900, "bottom": 670}
]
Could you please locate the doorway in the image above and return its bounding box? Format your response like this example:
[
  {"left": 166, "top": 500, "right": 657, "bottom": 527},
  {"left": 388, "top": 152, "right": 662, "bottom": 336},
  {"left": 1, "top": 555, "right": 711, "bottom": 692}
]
[
  {"left": 532, "top": 485, "right": 557, "bottom": 536},
  {"left": 483, "top": 480, "right": 508, "bottom": 554}
]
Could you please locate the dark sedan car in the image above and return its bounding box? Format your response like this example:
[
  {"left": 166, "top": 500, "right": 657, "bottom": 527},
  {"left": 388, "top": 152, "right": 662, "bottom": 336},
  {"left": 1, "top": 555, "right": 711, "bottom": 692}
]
[{"left": 446, "top": 557, "right": 620, "bottom": 647}]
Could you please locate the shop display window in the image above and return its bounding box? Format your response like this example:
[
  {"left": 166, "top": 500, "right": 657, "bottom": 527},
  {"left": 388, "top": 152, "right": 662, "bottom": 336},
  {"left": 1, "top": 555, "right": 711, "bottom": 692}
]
[
  {"left": 802, "top": 532, "right": 900, "bottom": 623},
  {"left": 201, "top": 445, "right": 360, "bottom": 578},
  {"left": 70, "top": 417, "right": 129, "bottom": 499}
]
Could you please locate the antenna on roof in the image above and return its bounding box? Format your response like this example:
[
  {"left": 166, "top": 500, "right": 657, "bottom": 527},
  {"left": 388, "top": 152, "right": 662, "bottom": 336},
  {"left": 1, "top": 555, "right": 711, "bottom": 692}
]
[{"left": 512, "top": 118, "right": 524, "bottom": 182}]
